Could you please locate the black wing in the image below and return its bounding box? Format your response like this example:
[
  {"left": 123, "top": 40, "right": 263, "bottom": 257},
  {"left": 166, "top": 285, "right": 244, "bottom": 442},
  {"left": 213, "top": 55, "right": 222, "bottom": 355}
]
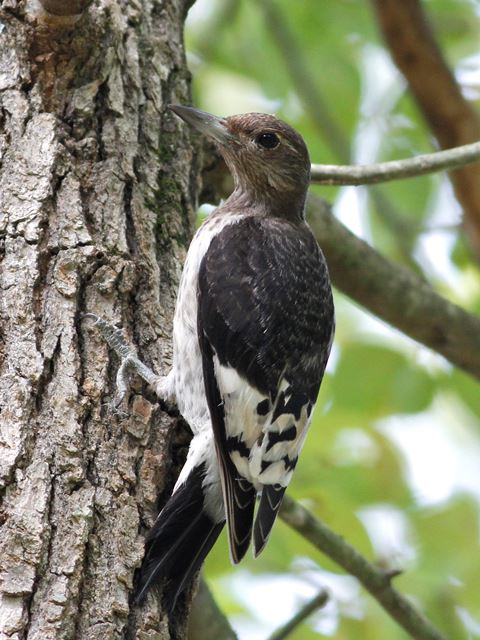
[
  {"left": 198, "top": 330, "right": 257, "bottom": 563},
  {"left": 198, "top": 215, "right": 334, "bottom": 559}
]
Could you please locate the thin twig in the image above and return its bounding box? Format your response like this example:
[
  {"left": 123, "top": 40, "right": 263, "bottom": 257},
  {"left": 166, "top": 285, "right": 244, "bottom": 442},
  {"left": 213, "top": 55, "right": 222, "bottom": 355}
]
[
  {"left": 311, "top": 140, "right": 480, "bottom": 185},
  {"left": 199, "top": 163, "right": 480, "bottom": 377},
  {"left": 266, "top": 590, "right": 329, "bottom": 640},
  {"left": 280, "top": 496, "right": 447, "bottom": 640},
  {"left": 307, "top": 194, "right": 480, "bottom": 380}
]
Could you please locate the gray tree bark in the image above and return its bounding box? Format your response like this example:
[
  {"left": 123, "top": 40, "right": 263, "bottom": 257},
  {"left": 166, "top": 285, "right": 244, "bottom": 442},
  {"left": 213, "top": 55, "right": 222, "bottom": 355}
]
[{"left": 0, "top": 0, "right": 198, "bottom": 638}]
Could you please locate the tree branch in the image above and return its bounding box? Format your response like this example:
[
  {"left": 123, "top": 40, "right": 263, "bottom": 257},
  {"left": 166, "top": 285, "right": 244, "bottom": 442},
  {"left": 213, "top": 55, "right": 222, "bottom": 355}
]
[
  {"left": 371, "top": 0, "right": 480, "bottom": 257},
  {"left": 266, "top": 590, "right": 329, "bottom": 640},
  {"left": 188, "top": 578, "right": 238, "bottom": 640},
  {"left": 311, "top": 141, "right": 480, "bottom": 185},
  {"left": 307, "top": 194, "right": 480, "bottom": 380},
  {"left": 280, "top": 496, "right": 447, "bottom": 640}
]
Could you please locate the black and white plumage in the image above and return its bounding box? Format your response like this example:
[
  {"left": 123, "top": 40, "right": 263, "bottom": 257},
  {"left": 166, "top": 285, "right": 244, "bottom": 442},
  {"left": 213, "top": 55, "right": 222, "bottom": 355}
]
[{"left": 135, "top": 106, "right": 335, "bottom": 610}]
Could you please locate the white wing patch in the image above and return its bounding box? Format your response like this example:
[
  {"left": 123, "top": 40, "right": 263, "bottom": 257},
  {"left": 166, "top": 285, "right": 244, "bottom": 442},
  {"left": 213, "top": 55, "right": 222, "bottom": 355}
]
[{"left": 214, "top": 360, "right": 313, "bottom": 491}]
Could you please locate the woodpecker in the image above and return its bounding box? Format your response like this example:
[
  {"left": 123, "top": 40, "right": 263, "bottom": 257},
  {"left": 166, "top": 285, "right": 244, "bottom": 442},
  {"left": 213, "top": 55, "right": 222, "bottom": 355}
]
[{"left": 94, "top": 106, "right": 335, "bottom": 610}]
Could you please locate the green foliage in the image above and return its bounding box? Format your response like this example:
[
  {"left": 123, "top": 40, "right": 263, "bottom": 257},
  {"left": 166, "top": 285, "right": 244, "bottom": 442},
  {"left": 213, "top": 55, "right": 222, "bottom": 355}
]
[
  {"left": 186, "top": 1, "right": 480, "bottom": 638},
  {"left": 331, "top": 342, "right": 435, "bottom": 416}
]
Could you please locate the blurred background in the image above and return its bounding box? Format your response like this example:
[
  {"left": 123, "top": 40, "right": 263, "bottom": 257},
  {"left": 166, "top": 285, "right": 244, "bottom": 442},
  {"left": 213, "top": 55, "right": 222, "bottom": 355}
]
[{"left": 184, "top": 1, "right": 480, "bottom": 638}]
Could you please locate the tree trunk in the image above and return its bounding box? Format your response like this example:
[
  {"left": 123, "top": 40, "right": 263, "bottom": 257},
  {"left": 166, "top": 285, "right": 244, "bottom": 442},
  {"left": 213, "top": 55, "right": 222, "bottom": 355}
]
[{"left": 0, "top": 1, "right": 198, "bottom": 638}]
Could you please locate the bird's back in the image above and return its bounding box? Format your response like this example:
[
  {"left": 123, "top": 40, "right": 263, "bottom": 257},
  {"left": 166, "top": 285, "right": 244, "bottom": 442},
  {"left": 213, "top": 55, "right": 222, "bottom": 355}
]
[{"left": 198, "top": 213, "right": 334, "bottom": 558}]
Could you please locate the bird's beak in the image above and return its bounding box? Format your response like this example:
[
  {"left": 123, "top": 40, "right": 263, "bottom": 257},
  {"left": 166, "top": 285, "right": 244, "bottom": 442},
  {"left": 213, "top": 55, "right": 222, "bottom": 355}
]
[{"left": 169, "top": 105, "right": 235, "bottom": 145}]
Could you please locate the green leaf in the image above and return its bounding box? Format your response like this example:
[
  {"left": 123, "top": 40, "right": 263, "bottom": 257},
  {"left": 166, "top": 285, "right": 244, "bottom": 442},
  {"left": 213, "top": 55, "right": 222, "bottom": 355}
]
[{"left": 331, "top": 342, "right": 435, "bottom": 417}]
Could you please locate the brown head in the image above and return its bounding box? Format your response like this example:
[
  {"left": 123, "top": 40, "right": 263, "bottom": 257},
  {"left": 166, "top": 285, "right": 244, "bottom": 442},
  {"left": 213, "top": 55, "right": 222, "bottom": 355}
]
[{"left": 169, "top": 105, "right": 311, "bottom": 220}]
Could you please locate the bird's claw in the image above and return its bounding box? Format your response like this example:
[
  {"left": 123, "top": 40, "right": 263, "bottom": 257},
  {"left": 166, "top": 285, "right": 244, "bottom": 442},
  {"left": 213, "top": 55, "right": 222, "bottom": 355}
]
[
  {"left": 83, "top": 313, "right": 160, "bottom": 408},
  {"left": 83, "top": 313, "right": 132, "bottom": 359}
]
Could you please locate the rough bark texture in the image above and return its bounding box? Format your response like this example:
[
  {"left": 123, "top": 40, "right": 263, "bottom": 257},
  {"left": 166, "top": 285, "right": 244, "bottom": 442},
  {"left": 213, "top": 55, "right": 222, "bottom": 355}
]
[
  {"left": 371, "top": 0, "right": 480, "bottom": 258},
  {"left": 0, "top": 0, "right": 198, "bottom": 638},
  {"left": 38, "top": 0, "right": 93, "bottom": 16}
]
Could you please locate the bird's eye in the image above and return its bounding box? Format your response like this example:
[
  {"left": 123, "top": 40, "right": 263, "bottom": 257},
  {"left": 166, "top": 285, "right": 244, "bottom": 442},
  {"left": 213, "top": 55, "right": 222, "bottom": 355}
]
[{"left": 255, "top": 132, "right": 280, "bottom": 149}]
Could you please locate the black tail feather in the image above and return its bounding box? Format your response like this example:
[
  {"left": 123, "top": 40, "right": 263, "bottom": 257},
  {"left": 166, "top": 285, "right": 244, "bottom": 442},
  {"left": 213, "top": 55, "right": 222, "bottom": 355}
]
[
  {"left": 220, "top": 459, "right": 256, "bottom": 564},
  {"left": 134, "top": 463, "right": 225, "bottom": 611},
  {"left": 253, "top": 484, "right": 286, "bottom": 557}
]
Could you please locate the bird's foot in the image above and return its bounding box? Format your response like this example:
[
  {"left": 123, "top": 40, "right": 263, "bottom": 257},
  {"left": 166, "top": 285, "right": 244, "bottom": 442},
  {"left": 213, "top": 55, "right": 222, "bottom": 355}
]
[{"left": 83, "top": 313, "right": 161, "bottom": 408}]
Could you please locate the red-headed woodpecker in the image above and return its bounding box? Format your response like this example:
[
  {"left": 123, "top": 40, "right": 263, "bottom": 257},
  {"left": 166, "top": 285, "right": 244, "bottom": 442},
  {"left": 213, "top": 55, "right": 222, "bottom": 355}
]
[{"left": 90, "top": 106, "right": 334, "bottom": 610}]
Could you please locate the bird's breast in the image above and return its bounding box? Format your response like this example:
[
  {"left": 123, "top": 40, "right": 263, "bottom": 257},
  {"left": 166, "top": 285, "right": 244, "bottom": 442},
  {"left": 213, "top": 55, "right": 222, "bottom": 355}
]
[{"left": 172, "top": 211, "right": 246, "bottom": 431}]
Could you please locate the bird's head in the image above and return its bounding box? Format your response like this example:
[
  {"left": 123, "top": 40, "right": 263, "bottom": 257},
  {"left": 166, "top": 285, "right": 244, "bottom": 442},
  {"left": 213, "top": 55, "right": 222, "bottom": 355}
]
[{"left": 169, "top": 105, "right": 311, "bottom": 218}]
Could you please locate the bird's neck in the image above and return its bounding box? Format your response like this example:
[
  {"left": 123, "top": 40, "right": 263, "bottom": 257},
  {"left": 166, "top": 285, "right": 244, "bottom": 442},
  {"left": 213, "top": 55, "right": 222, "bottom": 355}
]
[{"left": 223, "top": 184, "right": 307, "bottom": 222}]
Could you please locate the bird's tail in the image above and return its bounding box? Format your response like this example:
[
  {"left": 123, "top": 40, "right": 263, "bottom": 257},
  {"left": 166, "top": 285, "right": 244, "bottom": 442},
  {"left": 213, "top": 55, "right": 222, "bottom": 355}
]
[{"left": 134, "top": 464, "right": 225, "bottom": 611}]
